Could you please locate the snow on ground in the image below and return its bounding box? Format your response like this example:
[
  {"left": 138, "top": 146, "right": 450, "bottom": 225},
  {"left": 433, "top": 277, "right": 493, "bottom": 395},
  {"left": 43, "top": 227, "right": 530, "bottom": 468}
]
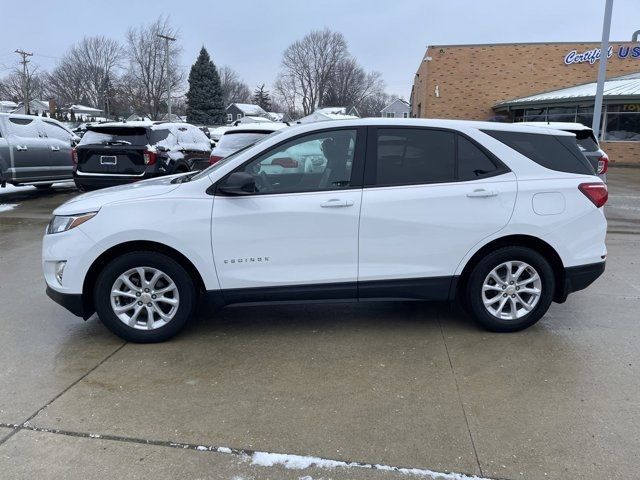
[
  {"left": 249, "top": 451, "right": 491, "bottom": 480},
  {"left": 0, "top": 204, "right": 18, "bottom": 213}
]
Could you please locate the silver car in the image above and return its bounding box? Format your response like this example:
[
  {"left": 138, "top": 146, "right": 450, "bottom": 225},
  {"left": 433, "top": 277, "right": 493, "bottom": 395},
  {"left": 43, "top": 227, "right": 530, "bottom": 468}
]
[{"left": 0, "top": 113, "right": 78, "bottom": 189}]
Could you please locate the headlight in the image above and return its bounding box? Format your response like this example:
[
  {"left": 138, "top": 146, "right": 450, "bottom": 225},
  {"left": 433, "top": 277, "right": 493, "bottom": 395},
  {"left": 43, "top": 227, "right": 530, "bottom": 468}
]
[{"left": 47, "top": 212, "right": 98, "bottom": 234}]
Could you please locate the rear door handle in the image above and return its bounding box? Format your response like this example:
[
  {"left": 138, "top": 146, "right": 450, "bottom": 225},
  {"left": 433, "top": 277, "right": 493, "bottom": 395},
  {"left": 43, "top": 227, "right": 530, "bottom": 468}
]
[
  {"left": 15, "top": 145, "right": 28, "bottom": 151},
  {"left": 320, "top": 199, "right": 354, "bottom": 208},
  {"left": 466, "top": 189, "right": 498, "bottom": 198},
  {"left": 50, "top": 146, "right": 60, "bottom": 151}
]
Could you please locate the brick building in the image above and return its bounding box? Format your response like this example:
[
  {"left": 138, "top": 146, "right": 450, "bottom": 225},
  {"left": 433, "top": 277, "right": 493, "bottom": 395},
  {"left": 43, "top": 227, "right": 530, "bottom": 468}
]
[{"left": 411, "top": 42, "right": 640, "bottom": 164}]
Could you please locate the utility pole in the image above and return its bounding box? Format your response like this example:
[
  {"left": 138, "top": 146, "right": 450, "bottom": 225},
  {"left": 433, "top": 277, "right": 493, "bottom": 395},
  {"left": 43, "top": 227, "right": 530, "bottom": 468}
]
[
  {"left": 157, "top": 34, "right": 176, "bottom": 119},
  {"left": 15, "top": 49, "right": 33, "bottom": 115},
  {"left": 592, "top": 0, "right": 614, "bottom": 140}
]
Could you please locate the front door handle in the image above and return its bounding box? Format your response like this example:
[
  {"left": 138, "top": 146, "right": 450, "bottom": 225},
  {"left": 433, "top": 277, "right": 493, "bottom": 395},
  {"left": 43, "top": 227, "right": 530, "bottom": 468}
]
[
  {"left": 50, "top": 146, "right": 60, "bottom": 151},
  {"left": 466, "top": 189, "right": 498, "bottom": 198},
  {"left": 15, "top": 145, "right": 28, "bottom": 151},
  {"left": 320, "top": 199, "right": 354, "bottom": 208}
]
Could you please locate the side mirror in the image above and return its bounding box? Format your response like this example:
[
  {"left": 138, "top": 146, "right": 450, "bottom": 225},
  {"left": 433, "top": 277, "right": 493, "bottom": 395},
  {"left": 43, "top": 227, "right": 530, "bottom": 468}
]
[
  {"left": 156, "top": 145, "right": 169, "bottom": 152},
  {"left": 218, "top": 172, "right": 256, "bottom": 195}
]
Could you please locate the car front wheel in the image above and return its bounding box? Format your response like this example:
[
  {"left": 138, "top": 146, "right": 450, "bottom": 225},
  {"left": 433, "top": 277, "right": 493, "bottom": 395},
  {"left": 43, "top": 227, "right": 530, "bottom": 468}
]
[
  {"left": 466, "top": 246, "right": 555, "bottom": 332},
  {"left": 94, "top": 251, "right": 197, "bottom": 342}
]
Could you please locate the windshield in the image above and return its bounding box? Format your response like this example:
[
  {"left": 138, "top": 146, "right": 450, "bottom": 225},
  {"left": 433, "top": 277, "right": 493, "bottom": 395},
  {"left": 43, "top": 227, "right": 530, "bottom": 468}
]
[
  {"left": 191, "top": 130, "right": 285, "bottom": 181},
  {"left": 569, "top": 130, "right": 599, "bottom": 152},
  {"left": 214, "top": 132, "right": 271, "bottom": 153},
  {"left": 79, "top": 127, "right": 149, "bottom": 146}
]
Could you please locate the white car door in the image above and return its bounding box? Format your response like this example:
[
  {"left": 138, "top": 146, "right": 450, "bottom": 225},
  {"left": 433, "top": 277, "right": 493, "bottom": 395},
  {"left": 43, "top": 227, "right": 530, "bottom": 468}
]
[
  {"left": 211, "top": 127, "right": 365, "bottom": 300},
  {"left": 358, "top": 127, "right": 517, "bottom": 299}
]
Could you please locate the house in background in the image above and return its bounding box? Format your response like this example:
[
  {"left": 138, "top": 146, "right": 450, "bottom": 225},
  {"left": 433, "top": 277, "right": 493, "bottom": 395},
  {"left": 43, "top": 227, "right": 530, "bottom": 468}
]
[
  {"left": 0, "top": 100, "right": 18, "bottom": 113},
  {"left": 11, "top": 99, "right": 50, "bottom": 116},
  {"left": 297, "top": 106, "right": 360, "bottom": 124},
  {"left": 226, "top": 103, "right": 268, "bottom": 123},
  {"left": 381, "top": 98, "right": 410, "bottom": 118}
]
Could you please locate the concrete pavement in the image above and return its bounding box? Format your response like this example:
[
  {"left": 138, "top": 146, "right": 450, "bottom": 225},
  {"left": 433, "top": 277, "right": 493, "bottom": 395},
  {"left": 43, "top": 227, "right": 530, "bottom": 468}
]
[{"left": 1, "top": 170, "right": 639, "bottom": 480}]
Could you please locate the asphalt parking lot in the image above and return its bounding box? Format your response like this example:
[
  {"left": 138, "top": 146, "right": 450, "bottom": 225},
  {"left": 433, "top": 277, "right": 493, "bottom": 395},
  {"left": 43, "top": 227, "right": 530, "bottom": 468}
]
[{"left": 0, "top": 169, "right": 639, "bottom": 480}]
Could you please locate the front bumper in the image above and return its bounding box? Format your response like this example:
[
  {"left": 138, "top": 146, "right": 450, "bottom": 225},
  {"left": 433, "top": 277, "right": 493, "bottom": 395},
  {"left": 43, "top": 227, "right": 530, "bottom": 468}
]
[
  {"left": 555, "top": 261, "right": 605, "bottom": 303},
  {"left": 46, "top": 286, "right": 87, "bottom": 318}
]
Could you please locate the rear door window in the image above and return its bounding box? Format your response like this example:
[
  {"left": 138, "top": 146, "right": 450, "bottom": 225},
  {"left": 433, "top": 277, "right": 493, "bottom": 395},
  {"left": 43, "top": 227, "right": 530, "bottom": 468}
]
[
  {"left": 457, "top": 135, "right": 501, "bottom": 181},
  {"left": 369, "top": 128, "right": 456, "bottom": 186},
  {"left": 483, "top": 130, "right": 594, "bottom": 175}
]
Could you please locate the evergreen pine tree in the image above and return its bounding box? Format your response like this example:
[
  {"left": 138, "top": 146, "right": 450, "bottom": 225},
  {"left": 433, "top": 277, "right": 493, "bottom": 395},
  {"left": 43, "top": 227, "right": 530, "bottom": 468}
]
[
  {"left": 186, "top": 47, "right": 225, "bottom": 125},
  {"left": 252, "top": 84, "right": 271, "bottom": 112}
]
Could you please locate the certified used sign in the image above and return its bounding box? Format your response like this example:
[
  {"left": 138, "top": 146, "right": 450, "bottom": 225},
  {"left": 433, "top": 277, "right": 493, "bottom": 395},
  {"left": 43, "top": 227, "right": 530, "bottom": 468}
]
[{"left": 564, "top": 45, "right": 640, "bottom": 65}]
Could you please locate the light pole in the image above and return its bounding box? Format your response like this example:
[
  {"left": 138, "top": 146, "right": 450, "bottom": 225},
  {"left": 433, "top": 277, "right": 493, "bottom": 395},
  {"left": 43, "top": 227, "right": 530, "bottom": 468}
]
[
  {"left": 592, "top": 0, "right": 614, "bottom": 140},
  {"left": 157, "top": 34, "right": 176, "bottom": 119}
]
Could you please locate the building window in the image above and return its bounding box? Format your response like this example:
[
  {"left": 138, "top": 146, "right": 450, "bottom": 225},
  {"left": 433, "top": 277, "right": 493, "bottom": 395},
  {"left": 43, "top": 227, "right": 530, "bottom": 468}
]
[
  {"left": 403, "top": 112, "right": 409, "bottom": 118},
  {"left": 604, "top": 104, "right": 640, "bottom": 141},
  {"left": 385, "top": 112, "right": 395, "bottom": 118},
  {"left": 237, "top": 113, "right": 243, "bottom": 120},
  {"left": 227, "top": 113, "right": 232, "bottom": 122}
]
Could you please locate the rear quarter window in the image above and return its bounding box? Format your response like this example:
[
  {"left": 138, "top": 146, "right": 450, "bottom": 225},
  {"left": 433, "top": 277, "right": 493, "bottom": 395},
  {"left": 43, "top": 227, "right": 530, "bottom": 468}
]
[{"left": 482, "top": 130, "right": 594, "bottom": 175}]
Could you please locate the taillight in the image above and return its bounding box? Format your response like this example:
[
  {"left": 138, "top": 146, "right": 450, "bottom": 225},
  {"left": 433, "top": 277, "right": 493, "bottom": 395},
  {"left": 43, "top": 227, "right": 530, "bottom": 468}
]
[
  {"left": 72, "top": 148, "right": 78, "bottom": 164},
  {"left": 209, "top": 155, "right": 223, "bottom": 165},
  {"left": 271, "top": 157, "right": 299, "bottom": 168},
  {"left": 597, "top": 153, "right": 609, "bottom": 174},
  {"left": 579, "top": 182, "right": 608, "bottom": 208},
  {"left": 143, "top": 150, "right": 157, "bottom": 165}
]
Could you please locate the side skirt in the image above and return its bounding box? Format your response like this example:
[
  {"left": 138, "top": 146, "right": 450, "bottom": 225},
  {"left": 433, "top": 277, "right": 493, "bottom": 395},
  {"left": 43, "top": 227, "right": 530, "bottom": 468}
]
[{"left": 204, "top": 276, "right": 457, "bottom": 308}]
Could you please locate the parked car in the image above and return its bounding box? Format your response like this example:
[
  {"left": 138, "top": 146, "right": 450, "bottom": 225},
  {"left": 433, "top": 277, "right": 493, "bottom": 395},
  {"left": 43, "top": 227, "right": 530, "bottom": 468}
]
[
  {"left": 73, "top": 121, "right": 211, "bottom": 190},
  {"left": 0, "top": 113, "right": 79, "bottom": 189},
  {"left": 44, "top": 119, "right": 607, "bottom": 342},
  {"left": 519, "top": 122, "right": 608, "bottom": 181},
  {"left": 210, "top": 123, "right": 288, "bottom": 165}
]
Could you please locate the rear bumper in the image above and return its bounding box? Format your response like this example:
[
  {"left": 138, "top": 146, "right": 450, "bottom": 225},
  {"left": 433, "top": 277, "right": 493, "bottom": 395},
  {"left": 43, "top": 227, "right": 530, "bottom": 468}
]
[
  {"left": 73, "top": 170, "right": 159, "bottom": 189},
  {"left": 46, "top": 286, "right": 87, "bottom": 318},
  {"left": 555, "top": 261, "right": 605, "bottom": 303}
]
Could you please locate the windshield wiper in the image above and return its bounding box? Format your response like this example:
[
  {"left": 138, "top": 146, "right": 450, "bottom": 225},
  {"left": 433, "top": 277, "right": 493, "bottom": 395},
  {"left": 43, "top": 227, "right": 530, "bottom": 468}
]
[{"left": 101, "top": 140, "right": 132, "bottom": 146}]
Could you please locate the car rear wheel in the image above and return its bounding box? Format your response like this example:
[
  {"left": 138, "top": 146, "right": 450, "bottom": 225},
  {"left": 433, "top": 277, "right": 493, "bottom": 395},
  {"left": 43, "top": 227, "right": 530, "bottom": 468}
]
[
  {"left": 466, "top": 246, "right": 555, "bottom": 332},
  {"left": 94, "top": 251, "right": 197, "bottom": 342}
]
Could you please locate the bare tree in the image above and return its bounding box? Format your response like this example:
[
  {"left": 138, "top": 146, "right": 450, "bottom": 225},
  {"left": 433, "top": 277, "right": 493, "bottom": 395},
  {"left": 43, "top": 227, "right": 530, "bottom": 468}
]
[
  {"left": 46, "top": 36, "right": 123, "bottom": 108},
  {"left": 125, "top": 16, "right": 184, "bottom": 119},
  {"left": 277, "top": 29, "right": 348, "bottom": 115},
  {"left": 0, "top": 65, "right": 47, "bottom": 105},
  {"left": 219, "top": 66, "right": 251, "bottom": 107},
  {"left": 321, "top": 57, "right": 384, "bottom": 110}
]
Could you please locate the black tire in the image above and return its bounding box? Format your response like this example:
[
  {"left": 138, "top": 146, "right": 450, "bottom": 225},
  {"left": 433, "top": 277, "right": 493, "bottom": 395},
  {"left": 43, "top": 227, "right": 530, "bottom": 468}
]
[
  {"left": 94, "top": 251, "right": 197, "bottom": 342},
  {"left": 465, "top": 246, "right": 555, "bottom": 332},
  {"left": 35, "top": 183, "right": 53, "bottom": 190}
]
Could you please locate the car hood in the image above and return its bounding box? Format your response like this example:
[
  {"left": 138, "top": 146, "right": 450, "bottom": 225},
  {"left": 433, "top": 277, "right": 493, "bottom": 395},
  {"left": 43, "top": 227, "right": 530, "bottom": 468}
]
[{"left": 54, "top": 175, "right": 183, "bottom": 215}]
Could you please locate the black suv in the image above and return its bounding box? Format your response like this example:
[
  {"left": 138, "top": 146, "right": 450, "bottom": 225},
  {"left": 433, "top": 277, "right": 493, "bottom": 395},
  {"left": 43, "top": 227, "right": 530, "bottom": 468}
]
[{"left": 73, "top": 122, "right": 211, "bottom": 190}]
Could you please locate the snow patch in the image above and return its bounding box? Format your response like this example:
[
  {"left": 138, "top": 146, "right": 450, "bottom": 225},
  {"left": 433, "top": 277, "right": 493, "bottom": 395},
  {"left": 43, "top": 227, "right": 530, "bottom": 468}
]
[
  {"left": 196, "top": 445, "right": 209, "bottom": 451},
  {"left": 0, "top": 204, "right": 18, "bottom": 213},
  {"left": 250, "top": 451, "right": 490, "bottom": 479},
  {"left": 216, "top": 446, "right": 233, "bottom": 454}
]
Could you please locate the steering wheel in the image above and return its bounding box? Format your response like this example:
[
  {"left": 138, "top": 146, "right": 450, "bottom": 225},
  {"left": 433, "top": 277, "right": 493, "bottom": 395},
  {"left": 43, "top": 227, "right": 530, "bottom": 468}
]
[{"left": 254, "top": 171, "right": 273, "bottom": 192}]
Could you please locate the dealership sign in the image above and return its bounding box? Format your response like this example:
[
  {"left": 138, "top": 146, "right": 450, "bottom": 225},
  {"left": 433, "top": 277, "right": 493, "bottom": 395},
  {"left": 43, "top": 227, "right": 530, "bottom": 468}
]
[{"left": 564, "top": 45, "right": 640, "bottom": 65}]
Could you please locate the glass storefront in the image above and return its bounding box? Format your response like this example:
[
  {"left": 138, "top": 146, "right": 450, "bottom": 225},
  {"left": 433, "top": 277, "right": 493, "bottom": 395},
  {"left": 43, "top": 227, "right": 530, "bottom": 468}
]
[{"left": 508, "top": 103, "right": 640, "bottom": 141}]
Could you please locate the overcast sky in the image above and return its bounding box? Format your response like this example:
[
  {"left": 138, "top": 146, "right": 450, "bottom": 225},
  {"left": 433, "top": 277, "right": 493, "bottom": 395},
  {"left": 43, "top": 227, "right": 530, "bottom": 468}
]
[{"left": 1, "top": 0, "right": 639, "bottom": 99}]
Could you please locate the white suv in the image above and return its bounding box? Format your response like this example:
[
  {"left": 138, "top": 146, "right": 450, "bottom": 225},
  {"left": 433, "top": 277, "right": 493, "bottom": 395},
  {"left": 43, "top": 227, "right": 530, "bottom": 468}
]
[{"left": 43, "top": 119, "right": 607, "bottom": 342}]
